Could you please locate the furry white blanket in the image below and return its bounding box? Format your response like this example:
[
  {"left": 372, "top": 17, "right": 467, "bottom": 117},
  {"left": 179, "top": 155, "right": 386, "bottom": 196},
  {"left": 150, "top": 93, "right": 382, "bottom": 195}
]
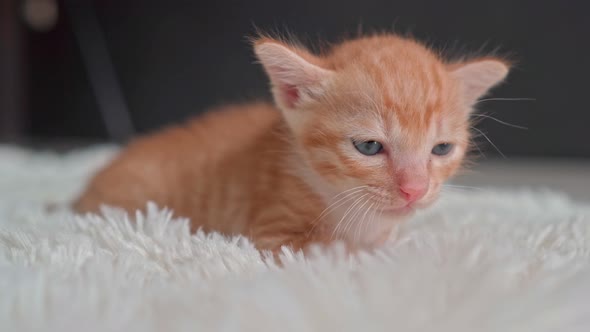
[{"left": 1, "top": 146, "right": 589, "bottom": 332}]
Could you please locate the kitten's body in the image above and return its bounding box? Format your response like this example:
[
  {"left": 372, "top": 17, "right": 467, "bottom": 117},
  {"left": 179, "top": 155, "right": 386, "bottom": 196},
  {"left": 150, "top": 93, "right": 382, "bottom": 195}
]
[
  {"left": 75, "top": 34, "right": 510, "bottom": 253},
  {"left": 76, "top": 103, "right": 335, "bottom": 250}
]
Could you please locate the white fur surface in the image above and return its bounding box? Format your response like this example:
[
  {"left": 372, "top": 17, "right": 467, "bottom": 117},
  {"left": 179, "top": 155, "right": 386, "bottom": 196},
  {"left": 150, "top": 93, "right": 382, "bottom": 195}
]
[{"left": 1, "top": 145, "right": 590, "bottom": 332}]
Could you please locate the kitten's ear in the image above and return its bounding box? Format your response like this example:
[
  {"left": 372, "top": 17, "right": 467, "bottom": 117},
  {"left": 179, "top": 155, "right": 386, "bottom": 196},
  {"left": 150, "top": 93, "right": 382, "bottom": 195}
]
[
  {"left": 450, "top": 58, "right": 510, "bottom": 105},
  {"left": 254, "top": 39, "right": 333, "bottom": 109}
]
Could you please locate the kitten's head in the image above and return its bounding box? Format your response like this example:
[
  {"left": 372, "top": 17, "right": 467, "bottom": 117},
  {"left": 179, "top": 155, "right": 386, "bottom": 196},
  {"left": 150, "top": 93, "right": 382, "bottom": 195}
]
[{"left": 254, "top": 34, "right": 509, "bottom": 215}]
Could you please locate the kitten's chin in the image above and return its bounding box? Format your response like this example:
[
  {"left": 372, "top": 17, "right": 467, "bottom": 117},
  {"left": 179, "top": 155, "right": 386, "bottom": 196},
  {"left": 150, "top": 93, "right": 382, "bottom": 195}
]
[
  {"left": 380, "top": 196, "right": 439, "bottom": 217},
  {"left": 380, "top": 205, "right": 415, "bottom": 217},
  {"left": 412, "top": 194, "right": 440, "bottom": 210}
]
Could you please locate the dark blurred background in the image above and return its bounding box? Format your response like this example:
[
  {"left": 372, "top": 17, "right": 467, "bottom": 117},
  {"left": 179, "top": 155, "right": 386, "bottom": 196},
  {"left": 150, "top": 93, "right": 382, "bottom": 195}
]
[{"left": 1, "top": 0, "right": 589, "bottom": 158}]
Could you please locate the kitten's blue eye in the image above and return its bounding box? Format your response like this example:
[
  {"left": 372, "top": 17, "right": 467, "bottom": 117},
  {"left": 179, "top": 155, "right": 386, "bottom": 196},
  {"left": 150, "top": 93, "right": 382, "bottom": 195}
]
[
  {"left": 353, "top": 140, "right": 383, "bottom": 156},
  {"left": 431, "top": 143, "right": 454, "bottom": 156}
]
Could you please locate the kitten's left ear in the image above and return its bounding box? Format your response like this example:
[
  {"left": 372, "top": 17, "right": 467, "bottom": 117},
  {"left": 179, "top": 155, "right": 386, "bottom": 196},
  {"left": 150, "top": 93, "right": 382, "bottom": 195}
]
[{"left": 450, "top": 58, "right": 510, "bottom": 105}]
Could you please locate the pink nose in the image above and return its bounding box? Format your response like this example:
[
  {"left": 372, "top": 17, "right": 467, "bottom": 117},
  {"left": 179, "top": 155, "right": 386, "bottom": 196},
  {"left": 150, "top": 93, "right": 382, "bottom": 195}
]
[{"left": 399, "top": 184, "right": 427, "bottom": 203}]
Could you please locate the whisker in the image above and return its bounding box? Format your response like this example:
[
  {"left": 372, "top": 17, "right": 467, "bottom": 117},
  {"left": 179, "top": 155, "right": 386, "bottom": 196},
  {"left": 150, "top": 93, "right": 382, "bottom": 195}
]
[
  {"left": 443, "top": 184, "right": 486, "bottom": 191},
  {"left": 377, "top": 201, "right": 385, "bottom": 222},
  {"left": 441, "top": 187, "right": 490, "bottom": 195},
  {"left": 330, "top": 185, "right": 369, "bottom": 201},
  {"left": 356, "top": 202, "right": 375, "bottom": 243},
  {"left": 475, "top": 97, "right": 536, "bottom": 104},
  {"left": 307, "top": 187, "right": 366, "bottom": 236},
  {"left": 344, "top": 196, "right": 371, "bottom": 241},
  {"left": 331, "top": 193, "right": 369, "bottom": 241},
  {"left": 312, "top": 187, "right": 366, "bottom": 224},
  {"left": 330, "top": 198, "right": 360, "bottom": 241},
  {"left": 367, "top": 201, "right": 383, "bottom": 240},
  {"left": 441, "top": 187, "right": 485, "bottom": 195},
  {"left": 471, "top": 114, "right": 528, "bottom": 130},
  {"left": 330, "top": 194, "right": 365, "bottom": 239},
  {"left": 339, "top": 195, "right": 370, "bottom": 240},
  {"left": 471, "top": 127, "right": 506, "bottom": 159},
  {"left": 469, "top": 138, "right": 486, "bottom": 159}
]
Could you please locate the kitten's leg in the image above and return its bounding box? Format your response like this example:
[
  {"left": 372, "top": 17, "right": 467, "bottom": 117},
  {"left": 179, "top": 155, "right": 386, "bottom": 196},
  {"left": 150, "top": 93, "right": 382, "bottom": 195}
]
[
  {"left": 72, "top": 157, "right": 165, "bottom": 215},
  {"left": 73, "top": 177, "right": 149, "bottom": 214},
  {"left": 252, "top": 230, "right": 340, "bottom": 265},
  {"left": 73, "top": 182, "right": 142, "bottom": 213}
]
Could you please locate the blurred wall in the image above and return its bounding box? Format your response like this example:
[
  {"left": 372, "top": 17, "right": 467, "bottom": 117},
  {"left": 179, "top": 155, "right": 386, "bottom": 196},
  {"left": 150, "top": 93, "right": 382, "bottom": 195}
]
[{"left": 6, "top": 0, "right": 590, "bottom": 157}]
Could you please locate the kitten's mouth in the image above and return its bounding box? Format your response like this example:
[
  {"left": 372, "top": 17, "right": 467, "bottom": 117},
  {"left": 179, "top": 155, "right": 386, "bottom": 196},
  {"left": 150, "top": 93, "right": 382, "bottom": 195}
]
[{"left": 366, "top": 189, "right": 430, "bottom": 216}]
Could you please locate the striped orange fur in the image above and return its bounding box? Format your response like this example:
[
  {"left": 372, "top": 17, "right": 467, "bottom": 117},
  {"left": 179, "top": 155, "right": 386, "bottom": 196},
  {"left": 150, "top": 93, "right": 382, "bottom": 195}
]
[{"left": 74, "top": 33, "right": 510, "bottom": 254}]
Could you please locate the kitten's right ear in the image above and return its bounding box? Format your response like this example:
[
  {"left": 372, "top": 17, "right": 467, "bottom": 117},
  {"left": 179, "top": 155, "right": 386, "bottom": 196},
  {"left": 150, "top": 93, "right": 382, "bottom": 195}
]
[
  {"left": 254, "top": 39, "right": 333, "bottom": 110},
  {"left": 450, "top": 58, "right": 510, "bottom": 106}
]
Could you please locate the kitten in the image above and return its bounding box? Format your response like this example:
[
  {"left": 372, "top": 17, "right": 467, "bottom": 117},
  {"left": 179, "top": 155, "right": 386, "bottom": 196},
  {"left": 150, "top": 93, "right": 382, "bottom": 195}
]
[{"left": 74, "top": 33, "right": 510, "bottom": 253}]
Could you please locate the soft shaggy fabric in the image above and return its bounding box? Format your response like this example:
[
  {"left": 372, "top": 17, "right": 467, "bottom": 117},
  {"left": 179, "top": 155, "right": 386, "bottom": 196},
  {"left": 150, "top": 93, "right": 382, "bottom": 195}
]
[{"left": 1, "top": 146, "right": 590, "bottom": 332}]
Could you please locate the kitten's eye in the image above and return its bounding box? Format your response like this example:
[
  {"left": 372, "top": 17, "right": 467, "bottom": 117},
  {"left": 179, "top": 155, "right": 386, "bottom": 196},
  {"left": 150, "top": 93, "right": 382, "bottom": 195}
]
[
  {"left": 431, "top": 143, "right": 454, "bottom": 156},
  {"left": 353, "top": 140, "right": 383, "bottom": 156}
]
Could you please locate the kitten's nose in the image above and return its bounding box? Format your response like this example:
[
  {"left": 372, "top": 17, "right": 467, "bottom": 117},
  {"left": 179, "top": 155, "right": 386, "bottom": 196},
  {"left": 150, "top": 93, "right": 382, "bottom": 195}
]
[
  {"left": 399, "top": 183, "right": 428, "bottom": 203},
  {"left": 396, "top": 165, "right": 429, "bottom": 204},
  {"left": 399, "top": 185, "right": 427, "bottom": 203}
]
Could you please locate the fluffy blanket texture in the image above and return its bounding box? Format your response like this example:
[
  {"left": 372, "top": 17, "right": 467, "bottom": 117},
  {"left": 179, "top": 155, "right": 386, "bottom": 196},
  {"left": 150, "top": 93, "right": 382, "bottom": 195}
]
[{"left": 0, "top": 145, "right": 589, "bottom": 332}]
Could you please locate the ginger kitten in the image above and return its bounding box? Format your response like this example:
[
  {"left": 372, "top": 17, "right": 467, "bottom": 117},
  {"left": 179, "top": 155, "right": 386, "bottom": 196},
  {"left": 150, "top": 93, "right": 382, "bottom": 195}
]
[{"left": 74, "top": 33, "right": 510, "bottom": 253}]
